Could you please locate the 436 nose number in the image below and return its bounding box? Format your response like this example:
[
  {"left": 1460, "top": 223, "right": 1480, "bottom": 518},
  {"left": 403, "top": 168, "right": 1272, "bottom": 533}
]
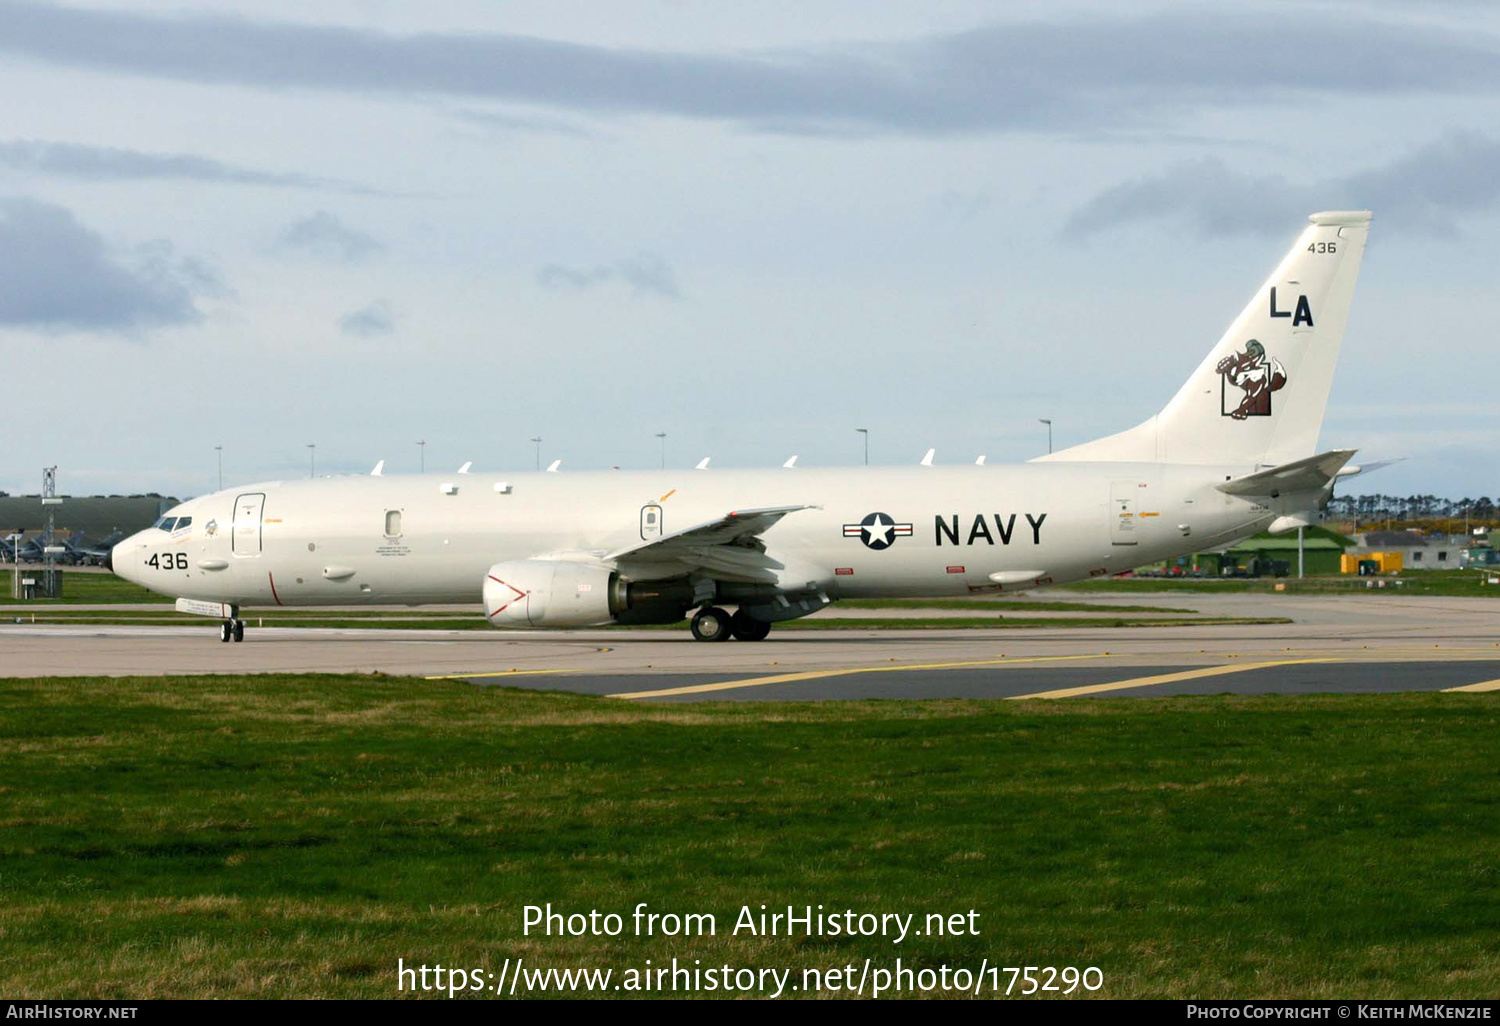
[{"left": 146, "top": 553, "right": 189, "bottom": 570}]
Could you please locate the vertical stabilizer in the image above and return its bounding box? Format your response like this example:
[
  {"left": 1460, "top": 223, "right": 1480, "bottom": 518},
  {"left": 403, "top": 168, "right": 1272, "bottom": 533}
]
[{"left": 1041, "top": 211, "right": 1370, "bottom": 466}]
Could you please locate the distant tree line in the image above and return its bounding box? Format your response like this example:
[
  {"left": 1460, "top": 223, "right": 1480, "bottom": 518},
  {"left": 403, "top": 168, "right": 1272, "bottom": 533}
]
[{"left": 1327, "top": 494, "right": 1496, "bottom": 521}]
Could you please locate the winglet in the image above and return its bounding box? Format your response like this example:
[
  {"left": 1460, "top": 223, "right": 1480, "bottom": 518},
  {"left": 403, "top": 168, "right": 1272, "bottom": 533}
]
[
  {"left": 782, "top": 455, "right": 798, "bottom": 468},
  {"left": 920, "top": 448, "right": 935, "bottom": 467},
  {"left": 457, "top": 461, "right": 472, "bottom": 474},
  {"left": 696, "top": 457, "right": 710, "bottom": 470},
  {"left": 370, "top": 460, "right": 384, "bottom": 476},
  {"left": 975, "top": 454, "right": 986, "bottom": 466},
  {"left": 546, "top": 459, "right": 562, "bottom": 473}
]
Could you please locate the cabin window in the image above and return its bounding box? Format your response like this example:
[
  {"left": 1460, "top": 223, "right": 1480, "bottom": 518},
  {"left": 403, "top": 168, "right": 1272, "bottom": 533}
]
[{"left": 384, "top": 510, "right": 402, "bottom": 537}]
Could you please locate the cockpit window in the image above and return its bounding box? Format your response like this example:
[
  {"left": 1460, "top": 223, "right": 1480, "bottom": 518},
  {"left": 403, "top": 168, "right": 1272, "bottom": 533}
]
[
  {"left": 174, "top": 517, "right": 191, "bottom": 530},
  {"left": 155, "top": 517, "right": 176, "bottom": 531}
]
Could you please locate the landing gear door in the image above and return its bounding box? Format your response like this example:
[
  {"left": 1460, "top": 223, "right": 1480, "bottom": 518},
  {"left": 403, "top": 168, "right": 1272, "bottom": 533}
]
[
  {"left": 640, "top": 504, "right": 663, "bottom": 541},
  {"left": 232, "top": 492, "right": 266, "bottom": 556},
  {"left": 1110, "top": 480, "right": 1139, "bottom": 546}
]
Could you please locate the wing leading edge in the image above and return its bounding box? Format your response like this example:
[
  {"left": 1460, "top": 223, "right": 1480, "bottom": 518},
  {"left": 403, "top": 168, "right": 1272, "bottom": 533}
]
[{"left": 605, "top": 504, "right": 819, "bottom": 584}]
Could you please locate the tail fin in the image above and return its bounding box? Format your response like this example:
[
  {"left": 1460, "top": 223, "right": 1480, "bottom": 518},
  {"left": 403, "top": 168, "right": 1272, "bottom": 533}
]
[{"left": 1040, "top": 211, "right": 1371, "bottom": 466}]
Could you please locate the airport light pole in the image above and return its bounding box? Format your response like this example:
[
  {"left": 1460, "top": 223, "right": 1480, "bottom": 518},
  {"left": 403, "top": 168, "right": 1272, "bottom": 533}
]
[
  {"left": 1039, "top": 418, "right": 1053, "bottom": 455},
  {"left": 656, "top": 432, "right": 667, "bottom": 469},
  {"left": 856, "top": 427, "right": 868, "bottom": 466},
  {"left": 418, "top": 440, "right": 426, "bottom": 473},
  {"left": 307, "top": 444, "right": 316, "bottom": 478},
  {"left": 214, "top": 445, "right": 222, "bottom": 491},
  {"left": 530, "top": 436, "right": 542, "bottom": 471},
  {"left": 7, "top": 533, "right": 20, "bottom": 600}
]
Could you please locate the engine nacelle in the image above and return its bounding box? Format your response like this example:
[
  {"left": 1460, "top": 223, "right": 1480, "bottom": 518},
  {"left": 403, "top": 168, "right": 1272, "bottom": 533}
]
[{"left": 483, "top": 559, "right": 623, "bottom": 628}]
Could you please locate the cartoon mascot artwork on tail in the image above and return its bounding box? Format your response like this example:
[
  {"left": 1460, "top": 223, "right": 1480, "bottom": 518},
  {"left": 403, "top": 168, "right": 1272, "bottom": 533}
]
[{"left": 1217, "top": 339, "right": 1287, "bottom": 419}]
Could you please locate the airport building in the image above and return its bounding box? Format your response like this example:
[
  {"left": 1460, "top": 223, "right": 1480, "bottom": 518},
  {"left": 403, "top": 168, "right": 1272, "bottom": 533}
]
[
  {"left": 1223, "top": 528, "right": 1354, "bottom": 577},
  {"left": 1182, "top": 527, "right": 1356, "bottom": 577},
  {"left": 1354, "top": 530, "right": 1460, "bottom": 570},
  {"left": 0, "top": 495, "right": 177, "bottom": 541}
]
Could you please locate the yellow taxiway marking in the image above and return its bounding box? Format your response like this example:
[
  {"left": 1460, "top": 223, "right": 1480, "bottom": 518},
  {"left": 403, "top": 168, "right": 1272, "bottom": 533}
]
[
  {"left": 425, "top": 668, "right": 583, "bottom": 681},
  {"left": 607, "top": 653, "right": 1110, "bottom": 700},
  {"left": 1442, "top": 679, "right": 1500, "bottom": 693},
  {"left": 1005, "top": 658, "right": 1336, "bottom": 700}
]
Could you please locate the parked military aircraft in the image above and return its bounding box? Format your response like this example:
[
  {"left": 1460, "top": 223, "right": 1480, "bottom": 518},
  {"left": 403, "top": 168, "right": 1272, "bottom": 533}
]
[
  {"left": 68, "top": 530, "right": 126, "bottom": 566},
  {"left": 112, "top": 211, "right": 1372, "bottom": 643}
]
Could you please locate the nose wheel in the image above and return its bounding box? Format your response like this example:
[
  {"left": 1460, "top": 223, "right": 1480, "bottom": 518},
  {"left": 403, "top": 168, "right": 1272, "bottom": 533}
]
[{"left": 219, "top": 619, "right": 245, "bottom": 643}]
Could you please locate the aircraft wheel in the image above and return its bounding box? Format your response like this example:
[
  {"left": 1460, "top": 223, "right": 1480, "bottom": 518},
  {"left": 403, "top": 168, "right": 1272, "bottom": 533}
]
[
  {"left": 219, "top": 621, "right": 232, "bottom": 643},
  {"left": 730, "top": 610, "right": 771, "bottom": 641},
  {"left": 690, "top": 606, "right": 733, "bottom": 642},
  {"left": 232, "top": 619, "right": 245, "bottom": 643}
]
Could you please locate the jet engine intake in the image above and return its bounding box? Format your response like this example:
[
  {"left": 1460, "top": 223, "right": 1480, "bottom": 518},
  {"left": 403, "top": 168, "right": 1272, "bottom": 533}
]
[
  {"left": 483, "top": 559, "right": 624, "bottom": 628},
  {"left": 483, "top": 560, "right": 703, "bottom": 628}
]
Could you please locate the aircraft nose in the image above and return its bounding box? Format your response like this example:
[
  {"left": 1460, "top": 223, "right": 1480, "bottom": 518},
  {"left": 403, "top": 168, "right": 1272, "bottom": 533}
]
[{"left": 110, "top": 536, "right": 139, "bottom": 583}]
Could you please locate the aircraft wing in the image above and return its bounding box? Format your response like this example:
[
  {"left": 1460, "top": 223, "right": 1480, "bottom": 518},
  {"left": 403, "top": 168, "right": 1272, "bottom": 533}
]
[
  {"left": 1217, "top": 449, "right": 1357, "bottom": 497},
  {"left": 605, "top": 505, "right": 819, "bottom": 583}
]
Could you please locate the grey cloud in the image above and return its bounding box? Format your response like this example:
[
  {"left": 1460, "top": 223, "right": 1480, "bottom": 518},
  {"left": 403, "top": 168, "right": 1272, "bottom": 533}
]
[
  {"left": 3, "top": 2, "right": 1499, "bottom": 135},
  {"left": 1066, "top": 132, "right": 1500, "bottom": 236},
  {"left": 537, "top": 253, "right": 681, "bottom": 299},
  {"left": 450, "top": 109, "right": 593, "bottom": 139},
  {"left": 273, "top": 211, "right": 383, "bottom": 262},
  {"left": 339, "top": 300, "right": 394, "bottom": 337},
  {"left": 0, "top": 138, "right": 374, "bottom": 192},
  {"left": 0, "top": 196, "right": 217, "bottom": 331}
]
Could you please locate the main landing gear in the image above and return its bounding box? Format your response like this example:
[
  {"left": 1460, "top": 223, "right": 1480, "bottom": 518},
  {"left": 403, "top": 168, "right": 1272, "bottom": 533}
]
[
  {"left": 219, "top": 619, "right": 245, "bottom": 643},
  {"left": 690, "top": 607, "right": 772, "bottom": 642}
]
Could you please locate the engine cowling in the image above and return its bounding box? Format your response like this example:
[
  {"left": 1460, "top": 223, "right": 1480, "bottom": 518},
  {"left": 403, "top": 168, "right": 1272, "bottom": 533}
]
[{"left": 483, "top": 559, "right": 623, "bottom": 628}]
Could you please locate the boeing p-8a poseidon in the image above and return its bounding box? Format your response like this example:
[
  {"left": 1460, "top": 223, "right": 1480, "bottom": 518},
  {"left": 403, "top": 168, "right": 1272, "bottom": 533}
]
[{"left": 112, "top": 212, "right": 1372, "bottom": 643}]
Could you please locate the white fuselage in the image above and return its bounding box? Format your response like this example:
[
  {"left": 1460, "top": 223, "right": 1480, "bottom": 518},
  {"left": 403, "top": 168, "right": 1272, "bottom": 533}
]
[{"left": 112, "top": 462, "right": 1275, "bottom": 611}]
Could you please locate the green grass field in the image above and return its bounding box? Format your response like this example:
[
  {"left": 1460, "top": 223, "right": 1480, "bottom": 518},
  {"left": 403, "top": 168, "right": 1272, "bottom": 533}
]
[
  {"left": 0, "top": 571, "right": 1200, "bottom": 612},
  {"left": 9, "top": 565, "right": 1498, "bottom": 606},
  {"left": 1, "top": 675, "right": 1496, "bottom": 998},
  {"left": 0, "top": 610, "right": 1288, "bottom": 631},
  {"left": 1064, "top": 569, "right": 1500, "bottom": 597},
  {"left": 1, "top": 569, "right": 159, "bottom": 603}
]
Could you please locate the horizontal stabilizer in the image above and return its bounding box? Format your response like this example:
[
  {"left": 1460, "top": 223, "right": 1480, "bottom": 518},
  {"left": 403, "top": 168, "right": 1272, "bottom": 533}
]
[
  {"left": 1217, "top": 449, "right": 1357, "bottom": 497},
  {"left": 1337, "top": 456, "right": 1404, "bottom": 480}
]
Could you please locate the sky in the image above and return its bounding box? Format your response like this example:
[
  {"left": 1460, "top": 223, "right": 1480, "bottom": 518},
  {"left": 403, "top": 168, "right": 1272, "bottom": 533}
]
[{"left": 1, "top": 0, "right": 1498, "bottom": 499}]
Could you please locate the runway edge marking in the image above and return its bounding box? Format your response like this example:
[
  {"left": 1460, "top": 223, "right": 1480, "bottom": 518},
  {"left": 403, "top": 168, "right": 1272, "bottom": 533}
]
[
  {"left": 426, "top": 669, "right": 585, "bottom": 681},
  {"left": 1442, "top": 678, "right": 1500, "bottom": 693},
  {"left": 1005, "top": 658, "right": 1338, "bottom": 701},
  {"left": 607, "top": 653, "right": 1110, "bottom": 700}
]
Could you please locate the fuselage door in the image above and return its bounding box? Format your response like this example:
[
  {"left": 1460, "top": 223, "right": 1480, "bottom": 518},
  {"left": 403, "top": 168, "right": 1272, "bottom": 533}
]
[
  {"left": 232, "top": 492, "right": 266, "bottom": 556},
  {"left": 640, "top": 504, "right": 663, "bottom": 541},
  {"left": 1110, "top": 480, "right": 1139, "bottom": 546}
]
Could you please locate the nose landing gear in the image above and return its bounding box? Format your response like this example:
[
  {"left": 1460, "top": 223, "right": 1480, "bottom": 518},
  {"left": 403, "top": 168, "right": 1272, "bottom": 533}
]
[{"left": 219, "top": 619, "right": 245, "bottom": 643}]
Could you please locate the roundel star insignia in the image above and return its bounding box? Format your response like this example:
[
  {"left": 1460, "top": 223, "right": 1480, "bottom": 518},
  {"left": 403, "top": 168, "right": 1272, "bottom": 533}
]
[{"left": 842, "top": 511, "right": 914, "bottom": 550}]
